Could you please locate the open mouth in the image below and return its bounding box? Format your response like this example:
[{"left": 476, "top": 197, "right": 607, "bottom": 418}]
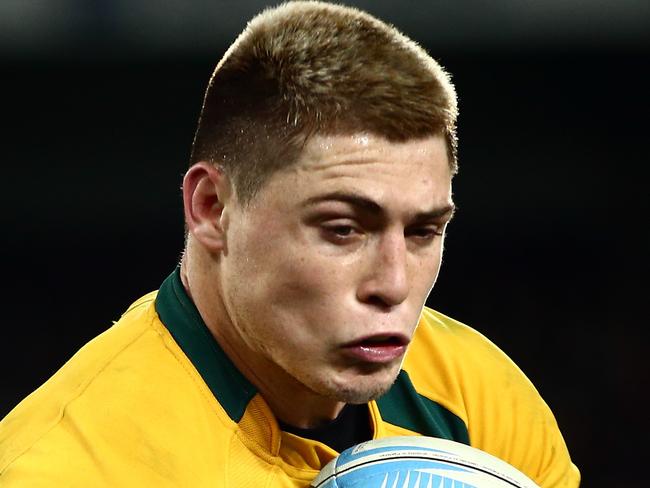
[
  {"left": 347, "top": 334, "right": 408, "bottom": 348},
  {"left": 358, "top": 335, "right": 405, "bottom": 347}
]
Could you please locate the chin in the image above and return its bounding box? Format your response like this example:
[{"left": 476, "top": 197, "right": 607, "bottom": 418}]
[
  {"left": 319, "top": 366, "right": 400, "bottom": 404},
  {"left": 331, "top": 384, "right": 393, "bottom": 405}
]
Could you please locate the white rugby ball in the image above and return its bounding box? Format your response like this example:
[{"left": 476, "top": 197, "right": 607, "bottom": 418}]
[{"left": 310, "top": 436, "right": 540, "bottom": 488}]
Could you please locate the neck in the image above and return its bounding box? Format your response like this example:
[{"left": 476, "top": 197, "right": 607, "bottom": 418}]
[
  {"left": 180, "top": 246, "right": 346, "bottom": 429},
  {"left": 253, "top": 370, "right": 347, "bottom": 429}
]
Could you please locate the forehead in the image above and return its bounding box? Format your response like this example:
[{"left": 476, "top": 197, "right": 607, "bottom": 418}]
[
  {"left": 299, "top": 132, "right": 449, "bottom": 170},
  {"left": 266, "top": 132, "right": 453, "bottom": 210},
  {"left": 244, "top": 132, "right": 453, "bottom": 220}
]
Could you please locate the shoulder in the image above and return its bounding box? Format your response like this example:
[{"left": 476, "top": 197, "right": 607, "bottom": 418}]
[
  {"left": 404, "top": 307, "right": 521, "bottom": 409},
  {"left": 0, "top": 294, "right": 156, "bottom": 463},
  {"left": 404, "top": 307, "right": 580, "bottom": 487},
  {"left": 0, "top": 292, "right": 225, "bottom": 485},
  {"left": 403, "top": 308, "right": 526, "bottom": 433}
]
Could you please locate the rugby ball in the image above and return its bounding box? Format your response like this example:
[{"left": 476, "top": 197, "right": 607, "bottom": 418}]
[{"left": 310, "top": 436, "right": 540, "bottom": 488}]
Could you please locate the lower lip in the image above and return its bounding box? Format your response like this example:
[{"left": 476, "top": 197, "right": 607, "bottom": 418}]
[{"left": 341, "top": 344, "right": 407, "bottom": 363}]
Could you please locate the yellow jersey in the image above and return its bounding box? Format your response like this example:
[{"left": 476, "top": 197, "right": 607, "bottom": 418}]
[{"left": 0, "top": 269, "right": 579, "bottom": 487}]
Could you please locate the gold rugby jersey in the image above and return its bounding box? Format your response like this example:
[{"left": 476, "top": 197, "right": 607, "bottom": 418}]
[{"left": 0, "top": 269, "right": 580, "bottom": 487}]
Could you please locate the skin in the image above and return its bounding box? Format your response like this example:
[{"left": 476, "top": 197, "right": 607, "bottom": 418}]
[{"left": 181, "top": 132, "right": 454, "bottom": 428}]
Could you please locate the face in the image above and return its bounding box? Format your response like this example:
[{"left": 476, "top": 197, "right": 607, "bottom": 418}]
[{"left": 217, "top": 133, "right": 454, "bottom": 405}]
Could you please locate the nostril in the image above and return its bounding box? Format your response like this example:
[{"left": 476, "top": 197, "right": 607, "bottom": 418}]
[{"left": 364, "top": 295, "right": 393, "bottom": 311}]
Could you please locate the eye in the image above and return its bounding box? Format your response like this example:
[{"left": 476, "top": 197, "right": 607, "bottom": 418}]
[
  {"left": 320, "top": 221, "right": 362, "bottom": 244},
  {"left": 328, "top": 225, "right": 355, "bottom": 237},
  {"left": 405, "top": 226, "right": 442, "bottom": 241}
]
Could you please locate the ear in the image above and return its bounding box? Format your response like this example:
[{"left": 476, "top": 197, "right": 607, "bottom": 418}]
[{"left": 182, "top": 162, "right": 232, "bottom": 253}]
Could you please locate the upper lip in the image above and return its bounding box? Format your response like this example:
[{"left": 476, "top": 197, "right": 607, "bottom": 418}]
[{"left": 342, "top": 333, "right": 410, "bottom": 347}]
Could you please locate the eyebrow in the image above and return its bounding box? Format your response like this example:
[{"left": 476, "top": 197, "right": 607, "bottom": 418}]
[{"left": 304, "top": 191, "right": 456, "bottom": 222}]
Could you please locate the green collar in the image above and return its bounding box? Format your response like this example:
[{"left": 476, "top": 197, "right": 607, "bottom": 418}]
[
  {"left": 154, "top": 268, "right": 256, "bottom": 422},
  {"left": 155, "top": 268, "right": 468, "bottom": 444}
]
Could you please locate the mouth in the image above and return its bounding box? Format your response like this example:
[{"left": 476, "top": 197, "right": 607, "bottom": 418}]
[
  {"left": 346, "top": 334, "right": 408, "bottom": 346},
  {"left": 340, "top": 334, "right": 409, "bottom": 363}
]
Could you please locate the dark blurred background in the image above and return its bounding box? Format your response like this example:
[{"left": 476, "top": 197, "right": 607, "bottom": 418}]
[{"left": 2, "top": 1, "right": 648, "bottom": 486}]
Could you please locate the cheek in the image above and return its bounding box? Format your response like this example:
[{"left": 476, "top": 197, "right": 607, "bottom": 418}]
[
  {"left": 228, "top": 228, "right": 350, "bottom": 329},
  {"left": 235, "top": 258, "right": 345, "bottom": 357},
  {"left": 238, "top": 220, "right": 350, "bottom": 307},
  {"left": 409, "top": 246, "right": 444, "bottom": 298},
  {"left": 266, "top": 254, "right": 347, "bottom": 314}
]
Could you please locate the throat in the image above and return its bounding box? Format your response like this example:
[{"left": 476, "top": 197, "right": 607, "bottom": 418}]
[{"left": 278, "top": 403, "right": 373, "bottom": 453}]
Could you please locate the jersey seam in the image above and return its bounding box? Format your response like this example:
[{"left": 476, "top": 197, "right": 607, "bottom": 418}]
[
  {"left": 233, "top": 407, "right": 277, "bottom": 457},
  {"left": 258, "top": 446, "right": 323, "bottom": 480},
  {"left": 272, "top": 460, "right": 320, "bottom": 483}
]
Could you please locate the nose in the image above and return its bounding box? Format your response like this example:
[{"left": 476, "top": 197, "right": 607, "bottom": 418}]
[{"left": 357, "top": 232, "right": 409, "bottom": 308}]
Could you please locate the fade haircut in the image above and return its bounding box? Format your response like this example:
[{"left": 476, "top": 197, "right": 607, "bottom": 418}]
[{"left": 190, "top": 1, "right": 458, "bottom": 204}]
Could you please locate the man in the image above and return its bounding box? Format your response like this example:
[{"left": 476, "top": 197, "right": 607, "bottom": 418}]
[{"left": 0, "top": 2, "right": 580, "bottom": 487}]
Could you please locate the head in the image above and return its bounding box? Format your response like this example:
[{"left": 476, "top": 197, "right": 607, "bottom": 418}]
[
  {"left": 182, "top": 1, "right": 458, "bottom": 423},
  {"left": 189, "top": 0, "right": 458, "bottom": 204}
]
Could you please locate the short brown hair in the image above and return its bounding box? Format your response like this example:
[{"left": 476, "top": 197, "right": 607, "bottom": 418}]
[{"left": 190, "top": 1, "right": 458, "bottom": 203}]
